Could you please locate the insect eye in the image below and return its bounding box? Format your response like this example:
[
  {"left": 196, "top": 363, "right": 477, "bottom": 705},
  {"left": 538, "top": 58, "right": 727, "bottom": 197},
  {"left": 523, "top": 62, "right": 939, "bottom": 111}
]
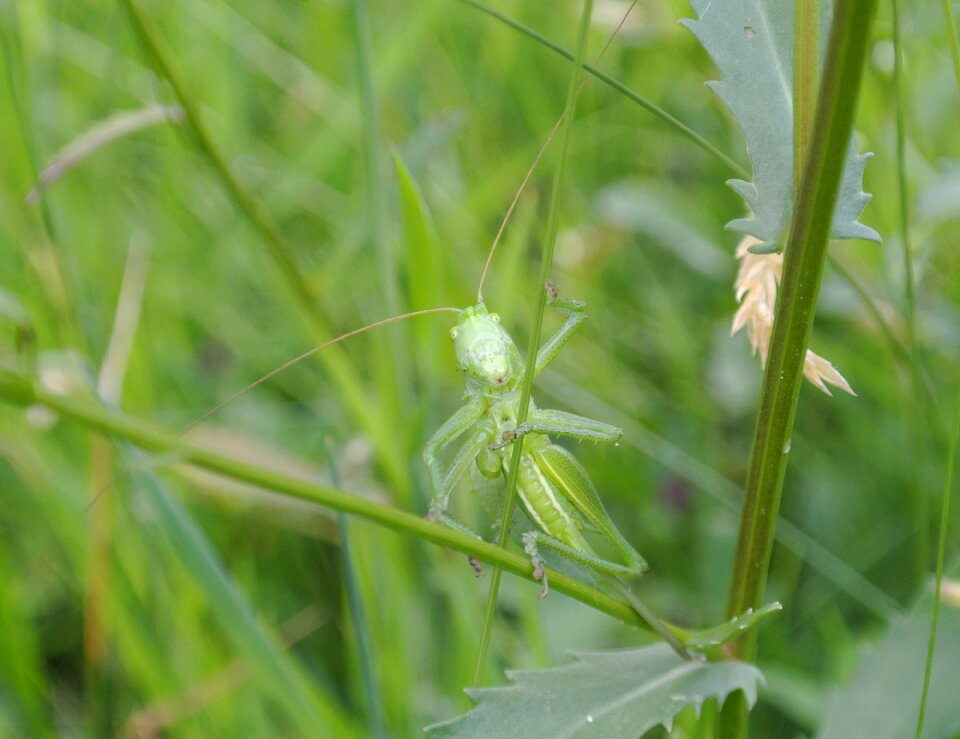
[
  {"left": 450, "top": 327, "right": 459, "bottom": 339},
  {"left": 491, "top": 313, "right": 500, "bottom": 323}
]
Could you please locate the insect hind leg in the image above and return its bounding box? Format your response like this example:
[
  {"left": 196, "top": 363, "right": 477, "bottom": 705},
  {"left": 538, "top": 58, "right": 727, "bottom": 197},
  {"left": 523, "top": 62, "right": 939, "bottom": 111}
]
[
  {"left": 521, "top": 529, "right": 645, "bottom": 598},
  {"left": 533, "top": 282, "right": 588, "bottom": 377}
]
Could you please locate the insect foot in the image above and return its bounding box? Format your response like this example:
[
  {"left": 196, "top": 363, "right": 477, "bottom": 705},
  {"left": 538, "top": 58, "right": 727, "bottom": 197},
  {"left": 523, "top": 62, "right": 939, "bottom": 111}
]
[
  {"left": 522, "top": 532, "right": 549, "bottom": 599},
  {"left": 490, "top": 428, "right": 518, "bottom": 451},
  {"left": 468, "top": 556, "right": 483, "bottom": 578}
]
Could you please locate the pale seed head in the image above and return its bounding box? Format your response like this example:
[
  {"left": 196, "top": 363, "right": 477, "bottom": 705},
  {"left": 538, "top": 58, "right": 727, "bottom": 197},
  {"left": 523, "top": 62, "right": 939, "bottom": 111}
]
[{"left": 731, "top": 235, "right": 855, "bottom": 396}]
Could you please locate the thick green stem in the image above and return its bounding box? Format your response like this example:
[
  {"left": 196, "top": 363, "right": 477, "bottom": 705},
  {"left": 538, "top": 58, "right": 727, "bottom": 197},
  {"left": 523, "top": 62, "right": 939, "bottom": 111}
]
[
  {"left": 720, "top": 0, "right": 879, "bottom": 735},
  {"left": 793, "top": 1, "right": 818, "bottom": 194},
  {"left": 0, "top": 365, "right": 657, "bottom": 630}
]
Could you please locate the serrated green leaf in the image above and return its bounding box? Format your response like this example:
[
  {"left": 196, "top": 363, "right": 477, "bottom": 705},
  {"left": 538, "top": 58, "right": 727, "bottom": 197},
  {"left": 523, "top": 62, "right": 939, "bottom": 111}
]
[
  {"left": 681, "top": 0, "right": 879, "bottom": 249},
  {"left": 817, "top": 585, "right": 960, "bottom": 739},
  {"left": 425, "top": 644, "right": 763, "bottom": 738},
  {"left": 683, "top": 602, "right": 783, "bottom": 651}
]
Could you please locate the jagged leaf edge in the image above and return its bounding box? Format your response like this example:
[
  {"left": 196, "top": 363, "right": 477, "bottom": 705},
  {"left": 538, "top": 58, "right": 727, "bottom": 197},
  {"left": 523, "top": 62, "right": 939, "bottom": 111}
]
[
  {"left": 680, "top": 0, "right": 880, "bottom": 248},
  {"left": 424, "top": 644, "right": 764, "bottom": 737},
  {"left": 684, "top": 602, "right": 783, "bottom": 650}
]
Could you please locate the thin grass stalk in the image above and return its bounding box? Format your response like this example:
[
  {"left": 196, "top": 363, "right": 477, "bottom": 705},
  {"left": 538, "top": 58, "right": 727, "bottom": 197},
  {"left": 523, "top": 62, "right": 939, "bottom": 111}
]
[
  {"left": 917, "top": 8, "right": 960, "bottom": 732},
  {"left": 0, "top": 364, "right": 660, "bottom": 629},
  {"left": 1, "top": 25, "right": 83, "bottom": 351},
  {"left": 940, "top": 0, "right": 960, "bottom": 92},
  {"left": 118, "top": 0, "right": 410, "bottom": 498},
  {"left": 322, "top": 441, "right": 387, "bottom": 738},
  {"left": 891, "top": 0, "right": 931, "bottom": 589},
  {"left": 467, "top": 0, "right": 930, "bottom": 448},
  {"left": 915, "top": 388, "right": 960, "bottom": 737},
  {"left": 719, "top": 1, "right": 879, "bottom": 735},
  {"left": 472, "top": 0, "right": 596, "bottom": 686},
  {"left": 118, "top": 450, "right": 348, "bottom": 733},
  {"left": 891, "top": 0, "right": 915, "bottom": 351},
  {"left": 460, "top": 0, "right": 749, "bottom": 180},
  {"left": 351, "top": 0, "right": 409, "bottom": 482}
]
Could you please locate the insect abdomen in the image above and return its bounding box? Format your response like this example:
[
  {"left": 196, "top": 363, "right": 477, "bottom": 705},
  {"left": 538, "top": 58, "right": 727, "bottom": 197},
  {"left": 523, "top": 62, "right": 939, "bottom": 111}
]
[{"left": 514, "top": 451, "right": 589, "bottom": 552}]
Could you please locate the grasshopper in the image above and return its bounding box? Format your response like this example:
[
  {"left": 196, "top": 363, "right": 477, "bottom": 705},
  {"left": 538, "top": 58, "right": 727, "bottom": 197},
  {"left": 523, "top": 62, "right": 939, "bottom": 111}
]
[
  {"left": 195, "top": 282, "right": 649, "bottom": 599},
  {"left": 423, "top": 283, "right": 647, "bottom": 597}
]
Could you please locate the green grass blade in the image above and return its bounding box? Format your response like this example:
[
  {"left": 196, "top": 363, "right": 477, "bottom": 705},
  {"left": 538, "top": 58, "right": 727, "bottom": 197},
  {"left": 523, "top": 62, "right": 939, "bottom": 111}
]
[
  {"left": 0, "top": 365, "right": 657, "bottom": 630},
  {"left": 473, "top": 0, "right": 596, "bottom": 686},
  {"left": 914, "top": 388, "right": 960, "bottom": 738},
  {"left": 940, "top": 0, "right": 960, "bottom": 94},
  {"left": 118, "top": 446, "right": 352, "bottom": 734},
  {"left": 351, "top": 0, "right": 409, "bottom": 474},
  {"left": 118, "top": 0, "right": 410, "bottom": 500},
  {"left": 322, "top": 440, "right": 388, "bottom": 738},
  {"left": 459, "top": 0, "right": 749, "bottom": 180}
]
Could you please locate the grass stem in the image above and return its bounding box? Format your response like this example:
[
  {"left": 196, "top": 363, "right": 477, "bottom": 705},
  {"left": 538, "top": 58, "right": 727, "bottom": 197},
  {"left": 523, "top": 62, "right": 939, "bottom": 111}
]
[{"left": 472, "top": 0, "right": 595, "bottom": 686}]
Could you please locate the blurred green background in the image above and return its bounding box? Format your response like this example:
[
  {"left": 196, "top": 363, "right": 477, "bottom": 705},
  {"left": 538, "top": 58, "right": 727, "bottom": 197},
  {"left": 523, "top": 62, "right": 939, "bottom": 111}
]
[{"left": 0, "top": 0, "right": 958, "bottom": 736}]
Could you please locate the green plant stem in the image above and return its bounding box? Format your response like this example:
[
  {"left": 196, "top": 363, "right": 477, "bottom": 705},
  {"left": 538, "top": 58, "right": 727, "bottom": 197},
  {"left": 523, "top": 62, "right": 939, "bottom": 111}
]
[
  {"left": 891, "top": 0, "right": 931, "bottom": 589},
  {"left": 914, "top": 387, "right": 960, "bottom": 738},
  {"left": 891, "top": 0, "right": 915, "bottom": 352},
  {"left": 472, "top": 0, "right": 595, "bottom": 687},
  {"left": 351, "top": 0, "right": 409, "bottom": 478},
  {"left": 1, "top": 26, "right": 83, "bottom": 352},
  {"left": 119, "top": 0, "right": 408, "bottom": 499},
  {"left": 465, "top": 0, "right": 929, "bottom": 443},
  {"left": 940, "top": 0, "right": 960, "bottom": 95},
  {"left": 322, "top": 441, "right": 387, "bottom": 738},
  {"left": 459, "top": 0, "right": 749, "bottom": 181},
  {"left": 793, "top": 0, "right": 818, "bottom": 194},
  {"left": 719, "top": 1, "right": 879, "bottom": 736},
  {"left": 0, "top": 364, "right": 664, "bottom": 631}
]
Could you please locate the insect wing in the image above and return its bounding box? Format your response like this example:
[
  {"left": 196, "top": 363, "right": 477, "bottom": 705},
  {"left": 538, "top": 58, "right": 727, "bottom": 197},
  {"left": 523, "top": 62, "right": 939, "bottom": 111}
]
[
  {"left": 533, "top": 444, "right": 620, "bottom": 543},
  {"left": 536, "top": 444, "right": 648, "bottom": 573}
]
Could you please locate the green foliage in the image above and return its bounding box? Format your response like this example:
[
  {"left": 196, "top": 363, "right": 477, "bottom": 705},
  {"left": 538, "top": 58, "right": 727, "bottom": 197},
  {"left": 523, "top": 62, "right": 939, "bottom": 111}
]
[
  {"left": 0, "top": 0, "right": 957, "bottom": 736},
  {"left": 682, "top": 0, "right": 880, "bottom": 250},
  {"left": 682, "top": 602, "right": 783, "bottom": 651},
  {"left": 818, "top": 585, "right": 960, "bottom": 739},
  {"left": 426, "top": 644, "right": 763, "bottom": 738}
]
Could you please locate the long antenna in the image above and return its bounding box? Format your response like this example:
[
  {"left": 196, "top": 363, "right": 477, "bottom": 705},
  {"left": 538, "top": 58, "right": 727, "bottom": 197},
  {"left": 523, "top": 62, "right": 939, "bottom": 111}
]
[
  {"left": 476, "top": 1, "right": 638, "bottom": 303},
  {"left": 85, "top": 306, "right": 460, "bottom": 512},
  {"left": 184, "top": 307, "right": 461, "bottom": 433}
]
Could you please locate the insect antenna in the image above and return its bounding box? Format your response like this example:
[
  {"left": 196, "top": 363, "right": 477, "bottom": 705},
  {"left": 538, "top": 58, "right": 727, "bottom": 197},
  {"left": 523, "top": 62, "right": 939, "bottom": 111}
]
[
  {"left": 84, "top": 306, "right": 460, "bottom": 512},
  {"left": 475, "top": 1, "right": 638, "bottom": 304},
  {"left": 185, "top": 306, "right": 461, "bottom": 432}
]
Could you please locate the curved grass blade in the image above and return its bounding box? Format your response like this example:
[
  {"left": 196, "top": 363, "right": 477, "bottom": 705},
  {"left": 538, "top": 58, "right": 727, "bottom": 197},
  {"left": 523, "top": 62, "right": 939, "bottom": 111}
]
[{"left": 117, "top": 446, "right": 353, "bottom": 735}]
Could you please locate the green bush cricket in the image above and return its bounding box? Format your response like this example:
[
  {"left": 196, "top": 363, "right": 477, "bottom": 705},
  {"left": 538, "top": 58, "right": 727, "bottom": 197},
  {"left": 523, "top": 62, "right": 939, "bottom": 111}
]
[
  {"left": 423, "top": 283, "right": 647, "bottom": 598},
  {"left": 199, "top": 281, "right": 650, "bottom": 601}
]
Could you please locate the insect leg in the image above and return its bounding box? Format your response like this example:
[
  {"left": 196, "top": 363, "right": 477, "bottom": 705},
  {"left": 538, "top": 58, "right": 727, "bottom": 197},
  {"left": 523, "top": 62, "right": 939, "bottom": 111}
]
[
  {"left": 491, "top": 408, "right": 621, "bottom": 449},
  {"left": 426, "top": 423, "right": 493, "bottom": 518},
  {"left": 423, "top": 397, "right": 485, "bottom": 510},
  {"left": 524, "top": 529, "right": 646, "bottom": 581},
  {"left": 429, "top": 427, "right": 495, "bottom": 577},
  {"left": 534, "top": 284, "right": 587, "bottom": 377}
]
